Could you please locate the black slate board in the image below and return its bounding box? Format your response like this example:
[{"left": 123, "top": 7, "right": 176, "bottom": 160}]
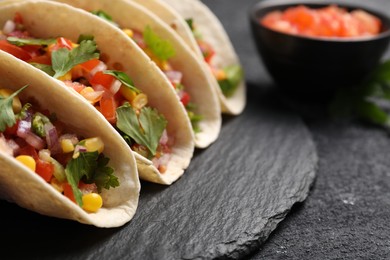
[{"left": 0, "top": 0, "right": 319, "bottom": 259}]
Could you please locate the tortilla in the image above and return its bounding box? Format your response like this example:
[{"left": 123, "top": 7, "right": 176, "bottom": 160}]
[
  {"left": 131, "top": 0, "right": 247, "bottom": 115},
  {"left": 0, "top": 0, "right": 194, "bottom": 185},
  {"left": 0, "top": 51, "right": 140, "bottom": 227},
  {"left": 54, "top": 0, "right": 222, "bottom": 149}
]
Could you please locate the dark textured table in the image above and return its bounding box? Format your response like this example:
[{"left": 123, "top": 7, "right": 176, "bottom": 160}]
[
  {"left": 1, "top": 0, "right": 390, "bottom": 259},
  {"left": 204, "top": 0, "right": 390, "bottom": 258}
]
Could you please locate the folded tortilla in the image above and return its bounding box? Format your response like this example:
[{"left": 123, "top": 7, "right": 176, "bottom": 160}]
[
  {"left": 55, "top": 0, "right": 222, "bottom": 149},
  {"left": 0, "top": 0, "right": 194, "bottom": 185},
  {"left": 0, "top": 51, "right": 140, "bottom": 227},
  {"left": 131, "top": 0, "right": 247, "bottom": 115}
]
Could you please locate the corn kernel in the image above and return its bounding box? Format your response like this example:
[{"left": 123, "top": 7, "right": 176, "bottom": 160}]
[
  {"left": 0, "top": 88, "right": 22, "bottom": 113},
  {"left": 213, "top": 69, "right": 226, "bottom": 81},
  {"left": 122, "top": 28, "right": 134, "bottom": 38},
  {"left": 131, "top": 93, "right": 148, "bottom": 110},
  {"left": 82, "top": 193, "right": 103, "bottom": 213},
  {"left": 120, "top": 85, "right": 137, "bottom": 102},
  {"left": 61, "top": 139, "right": 75, "bottom": 153},
  {"left": 58, "top": 71, "right": 72, "bottom": 81},
  {"left": 84, "top": 137, "right": 104, "bottom": 154},
  {"left": 15, "top": 155, "right": 36, "bottom": 172}
]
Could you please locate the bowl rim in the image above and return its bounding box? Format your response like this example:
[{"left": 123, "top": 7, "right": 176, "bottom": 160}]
[{"left": 249, "top": 0, "right": 390, "bottom": 43}]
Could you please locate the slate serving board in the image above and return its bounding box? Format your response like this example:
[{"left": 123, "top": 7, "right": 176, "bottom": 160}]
[{"left": 0, "top": 0, "right": 318, "bottom": 259}]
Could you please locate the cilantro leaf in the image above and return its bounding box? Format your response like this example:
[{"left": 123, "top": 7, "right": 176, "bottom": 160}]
[
  {"left": 104, "top": 70, "right": 140, "bottom": 93},
  {"left": 51, "top": 39, "right": 99, "bottom": 79},
  {"left": 116, "top": 103, "right": 167, "bottom": 156},
  {"left": 7, "top": 37, "right": 55, "bottom": 46},
  {"left": 91, "top": 10, "right": 119, "bottom": 27},
  {"left": 90, "top": 155, "right": 119, "bottom": 192},
  {"left": 143, "top": 25, "right": 175, "bottom": 61},
  {"left": 218, "top": 64, "right": 243, "bottom": 97},
  {"left": 0, "top": 85, "right": 28, "bottom": 132},
  {"left": 65, "top": 151, "right": 99, "bottom": 206},
  {"left": 29, "top": 63, "right": 55, "bottom": 77}
]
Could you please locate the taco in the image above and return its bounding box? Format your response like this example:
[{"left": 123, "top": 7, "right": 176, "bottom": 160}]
[
  {"left": 0, "top": 50, "right": 140, "bottom": 227},
  {"left": 131, "top": 0, "right": 246, "bottom": 115},
  {"left": 54, "top": 0, "right": 222, "bottom": 149},
  {"left": 0, "top": 0, "right": 194, "bottom": 185}
]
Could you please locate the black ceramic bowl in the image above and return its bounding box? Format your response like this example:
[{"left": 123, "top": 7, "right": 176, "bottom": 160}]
[{"left": 249, "top": 1, "right": 390, "bottom": 97}]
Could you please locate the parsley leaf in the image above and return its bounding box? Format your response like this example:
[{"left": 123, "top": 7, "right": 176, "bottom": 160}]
[
  {"left": 51, "top": 39, "right": 99, "bottom": 79},
  {"left": 143, "top": 25, "right": 175, "bottom": 61},
  {"left": 104, "top": 70, "right": 140, "bottom": 93},
  {"left": 116, "top": 103, "right": 167, "bottom": 156},
  {"left": 64, "top": 151, "right": 117, "bottom": 206},
  {"left": 0, "top": 85, "right": 28, "bottom": 132},
  {"left": 7, "top": 37, "right": 56, "bottom": 46}
]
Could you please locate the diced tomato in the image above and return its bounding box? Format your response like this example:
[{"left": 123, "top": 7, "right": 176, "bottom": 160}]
[
  {"left": 35, "top": 159, "right": 54, "bottom": 182},
  {"left": 260, "top": 4, "right": 382, "bottom": 38},
  {"left": 100, "top": 95, "right": 118, "bottom": 124},
  {"left": 197, "top": 40, "right": 215, "bottom": 64},
  {"left": 0, "top": 40, "right": 32, "bottom": 61},
  {"left": 64, "top": 81, "right": 86, "bottom": 93},
  {"left": 63, "top": 183, "right": 76, "bottom": 203},
  {"left": 21, "top": 45, "right": 42, "bottom": 57},
  {"left": 27, "top": 54, "right": 51, "bottom": 65},
  {"left": 47, "top": 37, "right": 73, "bottom": 55},
  {"left": 18, "top": 144, "right": 39, "bottom": 160},
  {"left": 80, "top": 59, "right": 100, "bottom": 73},
  {"left": 4, "top": 120, "right": 19, "bottom": 135},
  {"left": 13, "top": 12, "right": 23, "bottom": 25},
  {"left": 90, "top": 71, "right": 115, "bottom": 89},
  {"left": 180, "top": 92, "right": 191, "bottom": 106}
]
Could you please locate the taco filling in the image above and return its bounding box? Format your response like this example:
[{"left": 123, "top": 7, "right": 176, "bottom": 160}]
[
  {"left": 185, "top": 19, "right": 243, "bottom": 98},
  {"left": 0, "top": 86, "right": 118, "bottom": 213},
  {"left": 92, "top": 10, "right": 202, "bottom": 133},
  {"left": 0, "top": 13, "right": 172, "bottom": 173}
]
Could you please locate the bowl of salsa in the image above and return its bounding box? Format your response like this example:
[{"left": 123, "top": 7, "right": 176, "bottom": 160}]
[{"left": 249, "top": 1, "right": 390, "bottom": 98}]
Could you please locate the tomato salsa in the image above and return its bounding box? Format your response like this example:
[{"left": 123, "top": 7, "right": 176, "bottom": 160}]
[
  {"left": 0, "top": 13, "right": 172, "bottom": 173},
  {"left": 0, "top": 86, "right": 118, "bottom": 213},
  {"left": 260, "top": 5, "right": 382, "bottom": 38}
]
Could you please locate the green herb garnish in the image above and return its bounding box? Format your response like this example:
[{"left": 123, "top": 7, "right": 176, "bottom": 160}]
[
  {"left": 116, "top": 102, "right": 167, "bottom": 156},
  {"left": 51, "top": 39, "right": 99, "bottom": 79},
  {"left": 218, "top": 64, "right": 243, "bottom": 97},
  {"left": 104, "top": 70, "right": 140, "bottom": 94},
  {"left": 0, "top": 85, "right": 28, "bottom": 132},
  {"left": 65, "top": 151, "right": 118, "bottom": 206},
  {"left": 7, "top": 37, "right": 56, "bottom": 46},
  {"left": 330, "top": 60, "right": 390, "bottom": 128},
  {"left": 143, "top": 25, "right": 175, "bottom": 61},
  {"left": 91, "top": 10, "right": 118, "bottom": 27}
]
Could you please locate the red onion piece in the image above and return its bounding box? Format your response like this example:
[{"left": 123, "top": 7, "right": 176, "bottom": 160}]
[
  {"left": 165, "top": 70, "right": 183, "bottom": 85},
  {"left": 44, "top": 123, "right": 60, "bottom": 154}
]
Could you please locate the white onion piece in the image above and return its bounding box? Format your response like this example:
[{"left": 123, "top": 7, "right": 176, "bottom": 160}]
[
  {"left": 0, "top": 134, "right": 13, "bottom": 156},
  {"left": 3, "top": 20, "right": 15, "bottom": 35},
  {"left": 16, "top": 120, "right": 32, "bottom": 139},
  {"left": 25, "top": 132, "right": 45, "bottom": 150},
  {"left": 38, "top": 149, "right": 52, "bottom": 162},
  {"left": 165, "top": 70, "right": 182, "bottom": 85},
  {"left": 110, "top": 80, "right": 121, "bottom": 94},
  {"left": 159, "top": 130, "right": 169, "bottom": 146},
  {"left": 89, "top": 61, "right": 107, "bottom": 77}
]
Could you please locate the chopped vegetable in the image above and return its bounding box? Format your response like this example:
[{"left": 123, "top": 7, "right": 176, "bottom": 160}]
[
  {"left": 0, "top": 86, "right": 27, "bottom": 132},
  {"left": 218, "top": 65, "right": 243, "bottom": 97},
  {"left": 51, "top": 39, "right": 99, "bottom": 78},
  {"left": 116, "top": 103, "right": 167, "bottom": 156},
  {"left": 15, "top": 155, "right": 36, "bottom": 172},
  {"left": 143, "top": 25, "right": 175, "bottom": 61}
]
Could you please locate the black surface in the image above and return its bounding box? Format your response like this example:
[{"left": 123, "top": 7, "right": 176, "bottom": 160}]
[
  {"left": 0, "top": 1, "right": 320, "bottom": 259},
  {"left": 200, "top": 0, "right": 390, "bottom": 258}
]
